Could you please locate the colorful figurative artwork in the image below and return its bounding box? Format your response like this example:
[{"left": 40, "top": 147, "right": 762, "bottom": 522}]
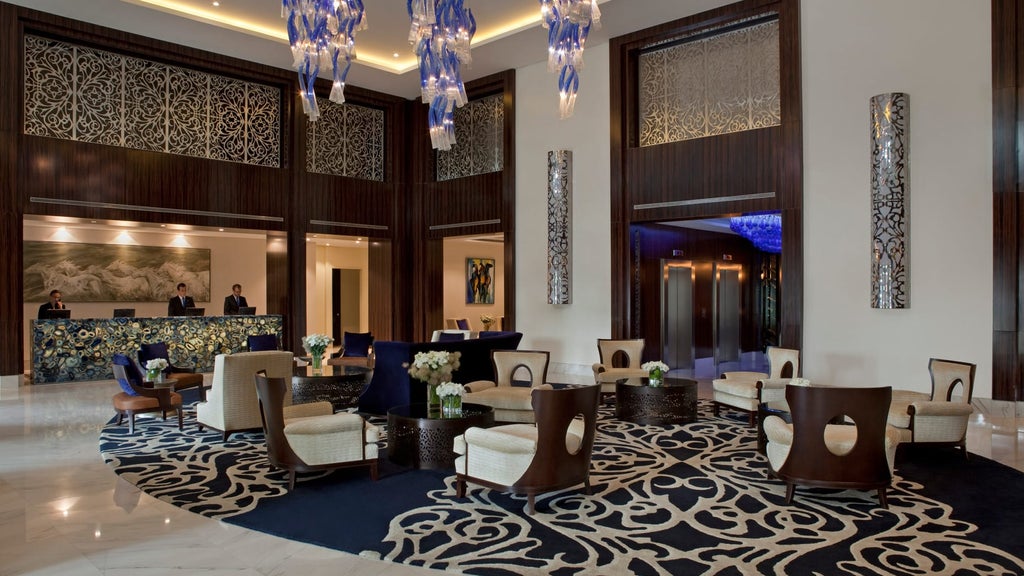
[
  {"left": 466, "top": 258, "right": 495, "bottom": 304},
  {"left": 24, "top": 241, "right": 211, "bottom": 302}
]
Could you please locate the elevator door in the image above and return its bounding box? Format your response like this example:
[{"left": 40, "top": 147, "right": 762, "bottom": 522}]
[
  {"left": 714, "top": 263, "right": 742, "bottom": 368},
  {"left": 661, "top": 260, "right": 695, "bottom": 371}
]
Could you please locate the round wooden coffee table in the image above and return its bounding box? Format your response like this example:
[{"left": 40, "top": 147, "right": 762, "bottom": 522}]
[
  {"left": 388, "top": 402, "right": 495, "bottom": 469},
  {"left": 616, "top": 377, "right": 698, "bottom": 425}
]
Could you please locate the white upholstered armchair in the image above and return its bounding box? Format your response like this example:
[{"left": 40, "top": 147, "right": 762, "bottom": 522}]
[
  {"left": 888, "top": 358, "right": 976, "bottom": 457},
  {"left": 196, "top": 351, "right": 326, "bottom": 440},
  {"left": 712, "top": 346, "right": 800, "bottom": 426},
  {"left": 591, "top": 339, "right": 647, "bottom": 402},
  {"left": 464, "top": 350, "right": 552, "bottom": 423}
]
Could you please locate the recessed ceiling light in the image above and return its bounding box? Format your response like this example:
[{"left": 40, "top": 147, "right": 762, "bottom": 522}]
[
  {"left": 392, "top": 52, "right": 400, "bottom": 58},
  {"left": 212, "top": 1, "right": 220, "bottom": 6}
]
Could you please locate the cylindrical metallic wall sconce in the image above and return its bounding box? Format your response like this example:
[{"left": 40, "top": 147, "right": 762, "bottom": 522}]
[
  {"left": 547, "top": 150, "right": 572, "bottom": 304},
  {"left": 870, "top": 92, "right": 909, "bottom": 309}
]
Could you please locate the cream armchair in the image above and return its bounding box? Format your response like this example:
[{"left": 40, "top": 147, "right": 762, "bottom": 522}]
[
  {"left": 454, "top": 385, "right": 600, "bottom": 514},
  {"left": 591, "top": 339, "right": 647, "bottom": 402},
  {"left": 197, "top": 351, "right": 326, "bottom": 440},
  {"left": 255, "top": 373, "right": 378, "bottom": 490},
  {"left": 712, "top": 346, "right": 799, "bottom": 426},
  {"left": 888, "top": 358, "right": 976, "bottom": 458},
  {"left": 465, "top": 350, "right": 552, "bottom": 423}
]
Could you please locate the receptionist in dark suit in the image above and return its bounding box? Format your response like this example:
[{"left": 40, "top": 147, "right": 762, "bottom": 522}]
[
  {"left": 37, "top": 289, "right": 66, "bottom": 319},
  {"left": 223, "top": 283, "right": 248, "bottom": 315},
  {"left": 168, "top": 282, "right": 195, "bottom": 316}
]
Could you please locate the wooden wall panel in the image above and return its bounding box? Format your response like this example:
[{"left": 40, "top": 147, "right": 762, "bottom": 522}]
[{"left": 610, "top": 0, "right": 802, "bottom": 349}]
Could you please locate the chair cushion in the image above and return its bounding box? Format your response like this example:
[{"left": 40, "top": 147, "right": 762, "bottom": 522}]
[
  {"left": 343, "top": 332, "right": 373, "bottom": 357},
  {"left": 595, "top": 367, "right": 647, "bottom": 383},
  {"left": 115, "top": 377, "right": 137, "bottom": 396},
  {"left": 113, "top": 391, "right": 182, "bottom": 410},
  {"left": 112, "top": 353, "right": 145, "bottom": 387},
  {"left": 437, "top": 331, "right": 466, "bottom": 342},
  {"left": 285, "top": 412, "right": 364, "bottom": 435},
  {"left": 466, "top": 387, "right": 535, "bottom": 411},
  {"left": 712, "top": 377, "right": 761, "bottom": 399},
  {"left": 456, "top": 319, "right": 470, "bottom": 330}
]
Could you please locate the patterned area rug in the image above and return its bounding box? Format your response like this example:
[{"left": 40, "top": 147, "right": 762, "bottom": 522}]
[{"left": 99, "top": 401, "right": 1024, "bottom": 575}]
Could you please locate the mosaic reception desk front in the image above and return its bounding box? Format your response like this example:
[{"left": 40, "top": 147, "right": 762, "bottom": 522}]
[{"left": 32, "top": 315, "right": 284, "bottom": 383}]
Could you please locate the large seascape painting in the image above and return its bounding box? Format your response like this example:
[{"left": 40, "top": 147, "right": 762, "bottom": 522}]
[{"left": 24, "top": 242, "right": 211, "bottom": 302}]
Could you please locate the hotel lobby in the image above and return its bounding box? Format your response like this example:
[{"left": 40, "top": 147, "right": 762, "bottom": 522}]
[{"left": 3, "top": 0, "right": 1024, "bottom": 574}]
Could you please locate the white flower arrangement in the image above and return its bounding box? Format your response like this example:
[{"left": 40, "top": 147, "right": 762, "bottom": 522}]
[
  {"left": 406, "top": 350, "right": 462, "bottom": 386},
  {"left": 641, "top": 360, "right": 669, "bottom": 375},
  {"left": 480, "top": 314, "right": 494, "bottom": 325},
  {"left": 145, "top": 358, "right": 168, "bottom": 372},
  {"left": 436, "top": 381, "right": 464, "bottom": 398},
  {"left": 301, "top": 333, "right": 333, "bottom": 357}
]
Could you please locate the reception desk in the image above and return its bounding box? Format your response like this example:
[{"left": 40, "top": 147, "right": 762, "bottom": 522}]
[{"left": 32, "top": 315, "right": 284, "bottom": 383}]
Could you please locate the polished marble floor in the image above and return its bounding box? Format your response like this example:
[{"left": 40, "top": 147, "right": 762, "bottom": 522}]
[{"left": 2, "top": 374, "right": 1022, "bottom": 575}]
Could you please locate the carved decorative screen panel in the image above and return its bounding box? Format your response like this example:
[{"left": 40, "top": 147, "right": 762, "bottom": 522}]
[
  {"left": 306, "top": 97, "right": 384, "bottom": 181},
  {"left": 638, "top": 19, "right": 780, "bottom": 147},
  {"left": 24, "top": 35, "right": 281, "bottom": 167},
  {"left": 436, "top": 94, "right": 504, "bottom": 181}
]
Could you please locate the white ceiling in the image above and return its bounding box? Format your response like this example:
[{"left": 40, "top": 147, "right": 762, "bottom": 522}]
[{"left": 7, "top": 0, "right": 732, "bottom": 98}]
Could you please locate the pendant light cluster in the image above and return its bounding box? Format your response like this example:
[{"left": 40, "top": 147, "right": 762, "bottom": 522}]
[
  {"left": 285, "top": 1, "right": 600, "bottom": 146},
  {"left": 283, "top": 0, "right": 367, "bottom": 121}
]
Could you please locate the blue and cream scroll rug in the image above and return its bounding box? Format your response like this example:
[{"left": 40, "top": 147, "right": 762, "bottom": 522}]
[{"left": 99, "top": 401, "right": 1024, "bottom": 575}]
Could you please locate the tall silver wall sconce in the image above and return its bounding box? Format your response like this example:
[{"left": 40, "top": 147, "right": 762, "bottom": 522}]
[
  {"left": 870, "top": 92, "right": 909, "bottom": 309},
  {"left": 547, "top": 150, "right": 572, "bottom": 304}
]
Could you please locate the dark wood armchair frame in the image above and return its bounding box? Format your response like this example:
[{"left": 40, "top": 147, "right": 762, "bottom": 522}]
[
  {"left": 774, "top": 385, "right": 893, "bottom": 509},
  {"left": 456, "top": 384, "right": 601, "bottom": 514},
  {"left": 254, "top": 372, "right": 378, "bottom": 490},
  {"left": 112, "top": 363, "right": 183, "bottom": 434}
]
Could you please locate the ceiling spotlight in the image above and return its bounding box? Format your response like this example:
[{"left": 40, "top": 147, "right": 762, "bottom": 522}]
[
  {"left": 218, "top": 228, "right": 224, "bottom": 232},
  {"left": 212, "top": 1, "right": 219, "bottom": 6},
  {"left": 393, "top": 52, "right": 400, "bottom": 58}
]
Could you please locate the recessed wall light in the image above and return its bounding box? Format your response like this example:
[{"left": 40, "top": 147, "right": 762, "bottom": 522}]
[
  {"left": 393, "top": 52, "right": 400, "bottom": 58},
  {"left": 218, "top": 228, "right": 224, "bottom": 232},
  {"left": 160, "top": 224, "right": 166, "bottom": 228}
]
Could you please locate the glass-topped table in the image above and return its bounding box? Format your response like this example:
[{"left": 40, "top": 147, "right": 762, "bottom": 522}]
[
  {"left": 291, "top": 364, "right": 371, "bottom": 412},
  {"left": 615, "top": 377, "right": 698, "bottom": 425},
  {"left": 387, "top": 402, "right": 495, "bottom": 469}
]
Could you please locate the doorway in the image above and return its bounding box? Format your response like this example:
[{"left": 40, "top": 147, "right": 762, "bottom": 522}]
[{"left": 331, "top": 268, "right": 361, "bottom": 342}]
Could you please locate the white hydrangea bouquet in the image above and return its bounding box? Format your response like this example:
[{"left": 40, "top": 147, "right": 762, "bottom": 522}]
[
  {"left": 406, "top": 350, "right": 462, "bottom": 410},
  {"left": 641, "top": 360, "right": 669, "bottom": 386},
  {"left": 302, "top": 333, "right": 333, "bottom": 370},
  {"left": 436, "top": 381, "right": 465, "bottom": 417},
  {"left": 144, "top": 358, "right": 168, "bottom": 382}
]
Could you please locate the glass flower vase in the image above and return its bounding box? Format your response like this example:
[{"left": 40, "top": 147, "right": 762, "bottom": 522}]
[
  {"left": 146, "top": 368, "right": 162, "bottom": 383},
  {"left": 441, "top": 395, "right": 462, "bottom": 418},
  {"left": 648, "top": 370, "right": 663, "bottom": 387},
  {"left": 428, "top": 383, "right": 441, "bottom": 414},
  {"left": 311, "top": 353, "right": 323, "bottom": 375}
]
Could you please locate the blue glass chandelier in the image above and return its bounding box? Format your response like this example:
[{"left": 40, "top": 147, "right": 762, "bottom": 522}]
[
  {"left": 729, "top": 213, "right": 782, "bottom": 253},
  {"left": 540, "top": 0, "right": 601, "bottom": 118},
  {"left": 283, "top": 0, "right": 367, "bottom": 122},
  {"left": 408, "top": 0, "right": 476, "bottom": 150}
]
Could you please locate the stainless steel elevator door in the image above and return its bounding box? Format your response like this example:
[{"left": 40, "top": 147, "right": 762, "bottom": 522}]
[
  {"left": 661, "top": 260, "right": 695, "bottom": 370},
  {"left": 715, "top": 264, "right": 742, "bottom": 366}
]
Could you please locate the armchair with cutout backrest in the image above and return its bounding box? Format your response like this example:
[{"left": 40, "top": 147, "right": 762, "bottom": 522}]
[
  {"left": 712, "top": 346, "right": 799, "bottom": 426},
  {"left": 111, "top": 354, "right": 183, "bottom": 435},
  {"left": 591, "top": 339, "right": 647, "bottom": 402},
  {"left": 138, "top": 341, "right": 206, "bottom": 401},
  {"left": 763, "top": 384, "right": 900, "bottom": 509},
  {"left": 254, "top": 371, "right": 379, "bottom": 491},
  {"left": 454, "top": 384, "right": 600, "bottom": 515},
  {"left": 887, "top": 358, "right": 976, "bottom": 458},
  {"left": 464, "top": 350, "right": 553, "bottom": 423}
]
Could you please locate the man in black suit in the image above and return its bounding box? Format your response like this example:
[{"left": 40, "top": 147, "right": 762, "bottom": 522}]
[
  {"left": 223, "top": 283, "right": 248, "bottom": 315},
  {"left": 168, "top": 282, "right": 195, "bottom": 316},
  {"left": 37, "top": 289, "right": 66, "bottom": 319}
]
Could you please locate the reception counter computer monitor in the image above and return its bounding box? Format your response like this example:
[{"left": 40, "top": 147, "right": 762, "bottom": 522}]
[
  {"left": 113, "top": 308, "right": 135, "bottom": 318},
  {"left": 238, "top": 306, "right": 256, "bottom": 315},
  {"left": 44, "top": 309, "right": 71, "bottom": 319},
  {"left": 185, "top": 307, "right": 205, "bottom": 316}
]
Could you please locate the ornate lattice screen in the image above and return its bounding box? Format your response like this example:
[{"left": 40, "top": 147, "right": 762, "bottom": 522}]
[
  {"left": 306, "top": 97, "right": 384, "bottom": 181},
  {"left": 436, "top": 94, "right": 504, "bottom": 181},
  {"left": 24, "top": 35, "right": 281, "bottom": 168},
  {"left": 638, "top": 19, "right": 780, "bottom": 147}
]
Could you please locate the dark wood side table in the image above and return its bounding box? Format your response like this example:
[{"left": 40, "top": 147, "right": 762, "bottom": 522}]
[
  {"left": 616, "top": 377, "right": 698, "bottom": 425},
  {"left": 291, "top": 365, "right": 371, "bottom": 411},
  {"left": 388, "top": 402, "right": 495, "bottom": 469}
]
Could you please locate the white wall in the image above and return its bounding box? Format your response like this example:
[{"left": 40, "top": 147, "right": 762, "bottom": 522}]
[
  {"left": 23, "top": 223, "right": 267, "bottom": 364},
  {"left": 443, "top": 238, "right": 504, "bottom": 329},
  {"left": 516, "top": 44, "right": 613, "bottom": 375},
  {"left": 801, "top": 0, "right": 993, "bottom": 396}
]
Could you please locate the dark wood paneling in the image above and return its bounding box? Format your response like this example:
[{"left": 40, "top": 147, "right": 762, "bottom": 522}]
[
  {"left": 992, "top": 0, "right": 1021, "bottom": 400},
  {"left": 368, "top": 239, "right": 394, "bottom": 342},
  {"left": 609, "top": 0, "right": 802, "bottom": 348},
  {"left": 627, "top": 127, "right": 780, "bottom": 221}
]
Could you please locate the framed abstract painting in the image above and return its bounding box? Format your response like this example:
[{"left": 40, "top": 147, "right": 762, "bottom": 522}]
[{"left": 466, "top": 258, "right": 495, "bottom": 304}]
